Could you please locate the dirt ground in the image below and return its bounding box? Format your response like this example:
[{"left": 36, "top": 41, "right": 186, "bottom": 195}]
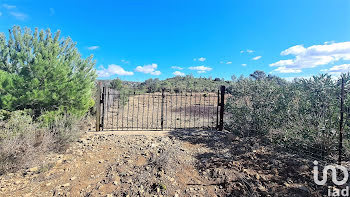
[{"left": 0, "top": 130, "right": 335, "bottom": 197}]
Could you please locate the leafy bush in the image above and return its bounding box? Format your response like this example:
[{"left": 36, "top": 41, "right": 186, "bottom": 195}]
[
  {"left": 0, "top": 26, "right": 96, "bottom": 117},
  {"left": 0, "top": 110, "right": 11, "bottom": 121},
  {"left": 226, "top": 72, "right": 347, "bottom": 160},
  {"left": 226, "top": 76, "right": 288, "bottom": 135},
  {"left": 110, "top": 78, "right": 123, "bottom": 91}
]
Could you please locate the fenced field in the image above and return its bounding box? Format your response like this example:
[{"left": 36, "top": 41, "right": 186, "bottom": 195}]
[{"left": 97, "top": 88, "right": 225, "bottom": 131}]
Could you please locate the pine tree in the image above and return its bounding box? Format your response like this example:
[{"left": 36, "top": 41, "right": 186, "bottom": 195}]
[
  {"left": 110, "top": 78, "right": 123, "bottom": 91},
  {"left": 0, "top": 26, "right": 97, "bottom": 117}
]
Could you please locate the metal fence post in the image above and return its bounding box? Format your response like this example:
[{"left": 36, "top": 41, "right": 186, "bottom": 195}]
[
  {"left": 219, "top": 86, "right": 225, "bottom": 131},
  {"left": 339, "top": 77, "right": 345, "bottom": 165},
  {"left": 101, "top": 87, "right": 106, "bottom": 131},
  {"left": 216, "top": 90, "right": 220, "bottom": 129},
  {"left": 161, "top": 88, "right": 165, "bottom": 130},
  {"left": 96, "top": 82, "right": 102, "bottom": 131}
]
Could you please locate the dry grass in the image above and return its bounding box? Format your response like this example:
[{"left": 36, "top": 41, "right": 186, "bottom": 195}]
[{"left": 0, "top": 111, "right": 84, "bottom": 175}]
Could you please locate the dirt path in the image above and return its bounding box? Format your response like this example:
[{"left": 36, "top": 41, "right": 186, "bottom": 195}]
[{"left": 0, "top": 130, "right": 328, "bottom": 196}]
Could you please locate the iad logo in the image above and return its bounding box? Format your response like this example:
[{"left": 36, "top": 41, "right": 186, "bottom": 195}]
[
  {"left": 313, "top": 161, "right": 348, "bottom": 186},
  {"left": 313, "top": 161, "right": 349, "bottom": 197}
]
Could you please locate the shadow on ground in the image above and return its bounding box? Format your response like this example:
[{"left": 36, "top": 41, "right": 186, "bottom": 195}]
[{"left": 168, "top": 129, "right": 330, "bottom": 197}]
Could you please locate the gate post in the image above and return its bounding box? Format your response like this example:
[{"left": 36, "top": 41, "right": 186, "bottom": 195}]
[
  {"left": 161, "top": 88, "right": 165, "bottom": 130},
  {"left": 216, "top": 90, "right": 219, "bottom": 129},
  {"left": 339, "top": 77, "right": 345, "bottom": 165},
  {"left": 100, "top": 87, "right": 106, "bottom": 131},
  {"left": 96, "top": 82, "right": 102, "bottom": 131},
  {"left": 219, "top": 86, "right": 225, "bottom": 131}
]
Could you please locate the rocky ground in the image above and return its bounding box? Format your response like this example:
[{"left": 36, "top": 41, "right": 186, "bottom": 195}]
[{"left": 0, "top": 130, "right": 331, "bottom": 197}]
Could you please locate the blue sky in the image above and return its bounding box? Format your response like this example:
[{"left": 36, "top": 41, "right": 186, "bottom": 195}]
[{"left": 1, "top": 0, "right": 350, "bottom": 81}]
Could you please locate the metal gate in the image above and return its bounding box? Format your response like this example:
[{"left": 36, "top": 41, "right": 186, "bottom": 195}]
[{"left": 96, "top": 84, "right": 225, "bottom": 131}]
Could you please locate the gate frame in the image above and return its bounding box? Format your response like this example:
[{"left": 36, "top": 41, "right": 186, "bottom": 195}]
[{"left": 96, "top": 85, "right": 226, "bottom": 131}]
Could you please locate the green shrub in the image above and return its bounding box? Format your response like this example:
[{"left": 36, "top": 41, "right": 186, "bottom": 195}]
[
  {"left": 0, "top": 110, "right": 11, "bottom": 121},
  {"left": 226, "top": 72, "right": 346, "bottom": 160},
  {"left": 0, "top": 26, "right": 96, "bottom": 117}
]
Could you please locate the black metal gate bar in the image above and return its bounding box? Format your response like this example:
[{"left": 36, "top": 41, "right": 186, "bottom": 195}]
[
  {"left": 189, "top": 91, "right": 192, "bottom": 129},
  {"left": 161, "top": 89, "right": 165, "bottom": 130},
  {"left": 141, "top": 94, "right": 144, "bottom": 129},
  {"left": 179, "top": 93, "right": 182, "bottom": 128},
  {"left": 194, "top": 94, "right": 197, "bottom": 128},
  {"left": 116, "top": 94, "right": 120, "bottom": 130},
  {"left": 100, "top": 87, "right": 104, "bottom": 130},
  {"left": 131, "top": 91, "right": 135, "bottom": 129},
  {"left": 216, "top": 90, "right": 219, "bottom": 129},
  {"left": 136, "top": 92, "right": 140, "bottom": 128},
  {"left": 219, "top": 85, "right": 225, "bottom": 131},
  {"left": 203, "top": 94, "right": 205, "bottom": 128},
  {"left": 111, "top": 92, "right": 114, "bottom": 129},
  {"left": 184, "top": 93, "right": 187, "bottom": 129},
  {"left": 175, "top": 93, "right": 178, "bottom": 129},
  {"left": 165, "top": 91, "right": 168, "bottom": 129}
]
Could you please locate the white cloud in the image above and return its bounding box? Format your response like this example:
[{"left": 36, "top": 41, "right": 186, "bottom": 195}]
[
  {"left": 270, "top": 59, "right": 294, "bottom": 67},
  {"left": 171, "top": 66, "right": 183, "bottom": 70},
  {"left": 242, "top": 64, "right": 247, "bottom": 66},
  {"left": 173, "top": 71, "right": 185, "bottom": 76},
  {"left": 280, "top": 45, "right": 306, "bottom": 56},
  {"left": 188, "top": 65, "right": 212, "bottom": 73},
  {"left": 3, "top": 4, "right": 16, "bottom": 9},
  {"left": 220, "top": 61, "right": 232, "bottom": 64},
  {"left": 273, "top": 66, "right": 302, "bottom": 73},
  {"left": 10, "top": 12, "right": 27, "bottom": 20},
  {"left": 241, "top": 49, "right": 254, "bottom": 53},
  {"left": 270, "top": 42, "right": 350, "bottom": 73},
  {"left": 135, "top": 63, "right": 161, "bottom": 75},
  {"left": 252, "top": 56, "right": 262, "bottom": 60},
  {"left": 321, "top": 64, "right": 350, "bottom": 74},
  {"left": 151, "top": 70, "right": 161, "bottom": 75},
  {"left": 194, "top": 57, "right": 206, "bottom": 62},
  {"left": 97, "top": 64, "right": 134, "bottom": 77},
  {"left": 87, "top": 46, "right": 99, "bottom": 50}
]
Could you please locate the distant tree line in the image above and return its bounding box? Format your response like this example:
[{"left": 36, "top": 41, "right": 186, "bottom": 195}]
[{"left": 108, "top": 75, "right": 230, "bottom": 93}]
